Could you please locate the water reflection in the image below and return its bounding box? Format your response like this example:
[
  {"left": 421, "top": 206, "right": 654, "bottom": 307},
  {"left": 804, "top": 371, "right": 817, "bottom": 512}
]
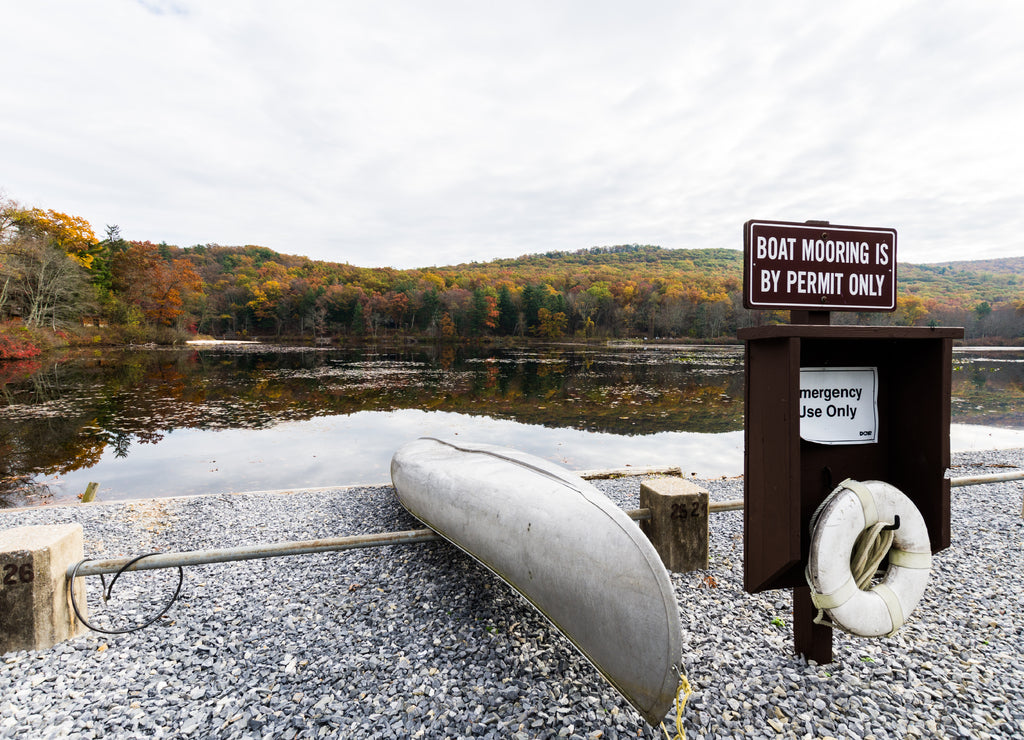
[
  {"left": 45, "top": 410, "right": 746, "bottom": 501},
  {"left": 950, "top": 347, "right": 1024, "bottom": 427},
  {"left": 1, "top": 342, "right": 1021, "bottom": 507}
]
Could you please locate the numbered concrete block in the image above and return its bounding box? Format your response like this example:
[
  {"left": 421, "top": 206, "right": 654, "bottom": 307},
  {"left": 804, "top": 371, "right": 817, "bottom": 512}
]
[
  {"left": 1, "top": 524, "right": 87, "bottom": 654},
  {"left": 639, "top": 477, "right": 709, "bottom": 572}
]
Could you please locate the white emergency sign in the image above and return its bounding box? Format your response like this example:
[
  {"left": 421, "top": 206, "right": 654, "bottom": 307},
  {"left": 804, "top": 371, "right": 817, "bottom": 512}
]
[{"left": 799, "top": 367, "right": 879, "bottom": 445}]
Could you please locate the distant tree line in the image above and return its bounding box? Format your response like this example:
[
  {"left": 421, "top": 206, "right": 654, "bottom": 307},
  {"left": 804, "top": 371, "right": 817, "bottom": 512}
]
[{"left": 2, "top": 195, "right": 1023, "bottom": 345}]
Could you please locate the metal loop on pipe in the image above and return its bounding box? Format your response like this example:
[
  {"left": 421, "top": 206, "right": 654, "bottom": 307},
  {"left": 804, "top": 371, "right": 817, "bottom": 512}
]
[{"left": 69, "top": 554, "right": 184, "bottom": 635}]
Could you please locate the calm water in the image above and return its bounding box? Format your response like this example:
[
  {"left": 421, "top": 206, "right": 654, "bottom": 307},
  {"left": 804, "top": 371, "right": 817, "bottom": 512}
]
[{"left": 1, "top": 341, "right": 1021, "bottom": 507}]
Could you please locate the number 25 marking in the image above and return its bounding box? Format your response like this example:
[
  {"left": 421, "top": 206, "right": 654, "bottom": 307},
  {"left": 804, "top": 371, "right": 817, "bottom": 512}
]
[{"left": 670, "top": 501, "right": 704, "bottom": 520}]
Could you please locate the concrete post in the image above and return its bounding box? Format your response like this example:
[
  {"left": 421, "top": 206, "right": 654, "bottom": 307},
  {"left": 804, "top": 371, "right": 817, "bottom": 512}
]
[
  {"left": 1, "top": 525, "right": 87, "bottom": 654},
  {"left": 639, "top": 477, "right": 709, "bottom": 572}
]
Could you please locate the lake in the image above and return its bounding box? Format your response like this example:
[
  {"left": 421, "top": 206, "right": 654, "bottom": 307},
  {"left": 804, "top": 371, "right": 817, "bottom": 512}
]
[{"left": 2, "top": 341, "right": 1022, "bottom": 507}]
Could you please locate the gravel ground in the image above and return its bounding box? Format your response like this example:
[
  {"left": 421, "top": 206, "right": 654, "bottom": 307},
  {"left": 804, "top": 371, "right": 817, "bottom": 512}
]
[{"left": 1, "top": 449, "right": 1022, "bottom": 739}]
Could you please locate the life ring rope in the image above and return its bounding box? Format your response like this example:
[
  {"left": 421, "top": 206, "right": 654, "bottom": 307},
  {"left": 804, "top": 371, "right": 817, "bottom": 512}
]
[{"left": 851, "top": 522, "right": 891, "bottom": 587}]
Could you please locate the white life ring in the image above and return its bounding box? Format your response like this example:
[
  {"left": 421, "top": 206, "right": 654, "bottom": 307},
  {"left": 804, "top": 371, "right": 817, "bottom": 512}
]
[{"left": 805, "top": 479, "right": 932, "bottom": 637}]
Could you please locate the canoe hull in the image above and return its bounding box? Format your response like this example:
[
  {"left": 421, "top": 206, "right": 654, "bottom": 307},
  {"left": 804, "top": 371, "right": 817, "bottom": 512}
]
[{"left": 390, "top": 437, "right": 682, "bottom": 726}]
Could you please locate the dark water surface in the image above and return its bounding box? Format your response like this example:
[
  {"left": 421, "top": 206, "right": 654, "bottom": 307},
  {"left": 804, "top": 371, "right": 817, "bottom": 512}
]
[{"left": 1, "top": 341, "right": 1021, "bottom": 507}]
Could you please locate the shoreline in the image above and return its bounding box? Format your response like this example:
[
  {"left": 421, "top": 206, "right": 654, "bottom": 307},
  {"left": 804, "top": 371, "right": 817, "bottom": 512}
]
[{"left": 6, "top": 435, "right": 1024, "bottom": 514}]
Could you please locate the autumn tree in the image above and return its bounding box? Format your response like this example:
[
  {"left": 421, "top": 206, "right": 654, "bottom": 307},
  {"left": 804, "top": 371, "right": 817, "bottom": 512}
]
[
  {"left": 580, "top": 282, "right": 614, "bottom": 334},
  {"left": 289, "top": 277, "right": 326, "bottom": 336},
  {"left": 386, "top": 290, "right": 412, "bottom": 330},
  {"left": 12, "top": 207, "right": 99, "bottom": 268},
  {"left": 0, "top": 234, "right": 93, "bottom": 327},
  {"left": 439, "top": 312, "right": 457, "bottom": 338},
  {"left": 439, "top": 288, "right": 472, "bottom": 334},
  {"left": 112, "top": 241, "right": 203, "bottom": 327},
  {"left": 697, "top": 293, "right": 732, "bottom": 338},
  {"left": 316, "top": 283, "right": 367, "bottom": 334},
  {"left": 0, "top": 196, "right": 18, "bottom": 315},
  {"left": 896, "top": 295, "right": 928, "bottom": 326},
  {"left": 0, "top": 198, "right": 94, "bottom": 327},
  {"left": 0, "top": 194, "right": 20, "bottom": 245},
  {"left": 469, "top": 288, "right": 499, "bottom": 335},
  {"left": 536, "top": 307, "right": 568, "bottom": 338}
]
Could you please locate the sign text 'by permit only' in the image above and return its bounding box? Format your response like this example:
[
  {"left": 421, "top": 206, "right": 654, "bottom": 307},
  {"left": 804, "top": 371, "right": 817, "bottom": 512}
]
[{"left": 743, "top": 220, "right": 897, "bottom": 311}]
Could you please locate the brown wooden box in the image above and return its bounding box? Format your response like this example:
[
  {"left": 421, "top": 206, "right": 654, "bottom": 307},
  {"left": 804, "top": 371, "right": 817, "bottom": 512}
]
[{"left": 738, "top": 325, "right": 963, "bottom": 594}]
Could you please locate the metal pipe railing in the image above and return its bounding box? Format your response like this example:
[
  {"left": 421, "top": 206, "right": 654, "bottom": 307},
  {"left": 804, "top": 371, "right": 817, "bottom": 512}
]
[
  {"left": 949, "top": 470, "right": 1024, "bottom": 487},
  {"left": 67, "top": 471, "right": 1020, "bottom": 579},
  {"left": 69, "top": 528, "right": 442, "bottom": 578},
  {"left": 705, "top": 470, "right": 1023, "bottom": 513},
  {"left": 69, "top": 508, "right": 652, "bottom": 578}
]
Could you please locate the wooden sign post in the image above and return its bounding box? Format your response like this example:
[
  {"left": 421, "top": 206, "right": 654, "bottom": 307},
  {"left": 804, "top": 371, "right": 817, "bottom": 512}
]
[{"left": 738, "top": 220, "right": 962, "bottom": 663}]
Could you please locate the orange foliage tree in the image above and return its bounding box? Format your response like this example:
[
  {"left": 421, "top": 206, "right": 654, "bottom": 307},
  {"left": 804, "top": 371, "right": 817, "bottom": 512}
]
[
  {"left": 13, "top": 208, "right": 98, "bottom": 268},
  {"left": 112, "top": 242, "right": 203, "bottom": 326}
]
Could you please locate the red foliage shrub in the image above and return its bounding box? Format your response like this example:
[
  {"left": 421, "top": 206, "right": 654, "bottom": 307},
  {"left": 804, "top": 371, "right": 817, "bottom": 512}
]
[
  {"left": 0, "top": 357, "right": 42, "bottom": 385},
  {"left": 0, "top": 331, "right": 42, "bottom": 361}
]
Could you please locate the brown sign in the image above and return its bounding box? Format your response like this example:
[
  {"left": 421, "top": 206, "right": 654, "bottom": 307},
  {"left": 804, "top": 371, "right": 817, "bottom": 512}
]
[{"left": 743, "top": 220, "right": 897, "bottom": 311}]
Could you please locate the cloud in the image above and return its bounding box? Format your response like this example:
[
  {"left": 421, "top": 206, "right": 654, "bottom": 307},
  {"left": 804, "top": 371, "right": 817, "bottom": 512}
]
[{"left": 2, "top": 1, "right": 1023, "bottom": 267}]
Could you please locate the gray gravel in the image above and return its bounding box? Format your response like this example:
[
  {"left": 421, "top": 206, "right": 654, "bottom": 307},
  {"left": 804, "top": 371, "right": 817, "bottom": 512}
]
[{"left": 2, "top": 448, "right": 1022, "bottom": 739}]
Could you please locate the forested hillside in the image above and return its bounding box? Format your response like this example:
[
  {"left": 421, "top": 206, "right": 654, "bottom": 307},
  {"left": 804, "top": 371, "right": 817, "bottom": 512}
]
[
  {"left": 931, "top": 257, "right": 1024, "bottom": 276},
  {"left": 2, "top": 195, "right": 1023, "bottom": 352}
]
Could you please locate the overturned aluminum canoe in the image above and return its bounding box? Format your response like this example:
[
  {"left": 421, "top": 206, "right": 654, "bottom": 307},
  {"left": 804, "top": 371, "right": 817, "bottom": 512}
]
[{"left": 390, "top": 437, "right": 683, "bottom": 726}]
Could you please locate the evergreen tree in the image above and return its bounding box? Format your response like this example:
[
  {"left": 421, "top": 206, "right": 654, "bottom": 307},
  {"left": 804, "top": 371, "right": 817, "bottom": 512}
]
[
  {"left": 521, "top": 285, "right": 543, "bottom": 334},
  {"left": 469, "top": 289, "right": 489, "bottom": 335},
  {"left": 497, "top": 285, "right": 517, "bottom": 335},
  {"left": 418, "top": 288, "right": 440, "bottom": 331},
  {"left": 351, "top": 300, "right": 365, "bottom": 335}
]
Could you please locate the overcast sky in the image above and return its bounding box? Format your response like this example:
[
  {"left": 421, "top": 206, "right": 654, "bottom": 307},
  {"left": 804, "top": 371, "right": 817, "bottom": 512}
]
[{"left": 3, "top": 1, "right": 1023, "bottom": 269}]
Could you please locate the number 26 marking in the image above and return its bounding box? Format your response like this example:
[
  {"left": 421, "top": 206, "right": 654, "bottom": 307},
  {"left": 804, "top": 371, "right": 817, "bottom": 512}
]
[{"left": 2, "top": 563, "right": 34, "bottom": 585}]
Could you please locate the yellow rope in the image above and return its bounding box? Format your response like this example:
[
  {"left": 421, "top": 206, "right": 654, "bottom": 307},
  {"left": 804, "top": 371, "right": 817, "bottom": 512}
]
[
  {"left": 660, "top": 672, "right": 693, "bottom": 740},
  {"left": 850, "top": 522, "right": 895, "bottom": 590}
]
